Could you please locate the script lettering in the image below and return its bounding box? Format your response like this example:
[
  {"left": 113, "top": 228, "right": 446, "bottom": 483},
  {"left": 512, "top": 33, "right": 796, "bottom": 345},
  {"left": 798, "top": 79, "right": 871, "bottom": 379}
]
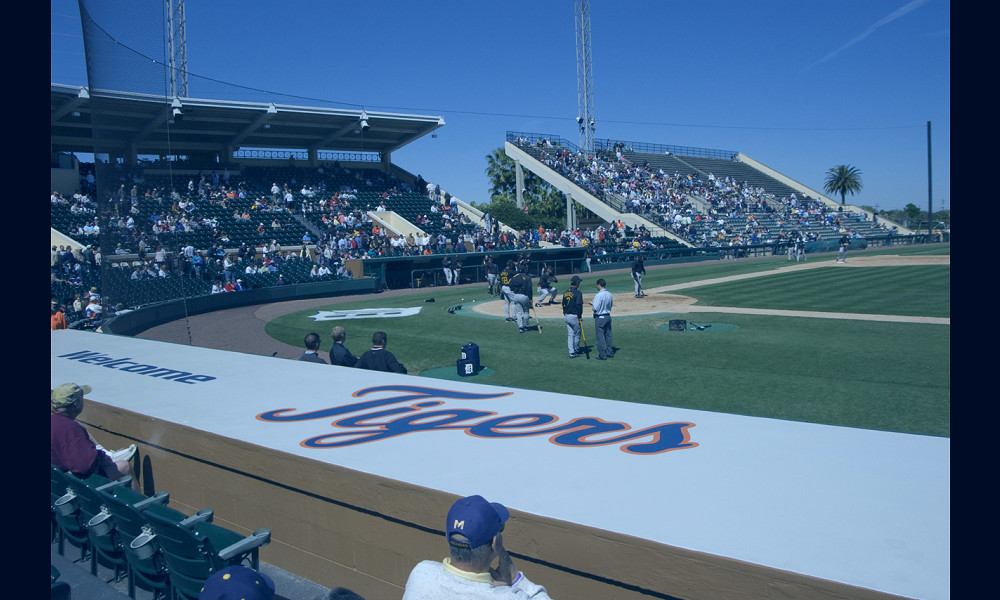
[{"left": 258, "top": 385, "right": 698, "bottom": 456}]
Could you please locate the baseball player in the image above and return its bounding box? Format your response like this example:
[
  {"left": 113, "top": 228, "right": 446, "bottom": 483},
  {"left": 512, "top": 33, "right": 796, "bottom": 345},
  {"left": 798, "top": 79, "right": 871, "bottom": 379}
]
[
  {"left": 786, "top": 233, "right": 795, "bottom": 261},
  {"left": 631, "top": 256, "right": 646, "bottom": 298},
  {"left": 509, "top": 263, "right": 533, "bottom": 333},
  {"left": 441, "top": 256, "right": 453, "bottom": 286},
  {"left": 484, "top": 255, "right": 498, "bottom": 297},
  {"left": 498, "top": 260, "right": 515, "bottom": 322},
  {"left": 535, "top": 267, "right": 559, "bottom": 307},
  {"left": 562, "top": 275, "right": 584, "bottom": 358},
  {"left": 837, "top": 234, "right": 850, "bottom": 263},
  {"left": 795, "top": 234, "right": 807, "bottom": 262}
]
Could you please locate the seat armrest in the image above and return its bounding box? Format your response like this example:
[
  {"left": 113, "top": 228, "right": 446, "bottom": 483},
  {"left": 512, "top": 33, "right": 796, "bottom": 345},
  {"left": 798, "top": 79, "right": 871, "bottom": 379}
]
[
  {"left": 217, "top": 529, "right": 271, "bottom": 561},
  {"left": 96, "top": 476, "right": 133, "bottom": 493},
  {"left": 179, "top": 508, "right": 214, "bottom": 528},
  {"left": 133, "top": 491, "right": 170, "bottom": 512}
]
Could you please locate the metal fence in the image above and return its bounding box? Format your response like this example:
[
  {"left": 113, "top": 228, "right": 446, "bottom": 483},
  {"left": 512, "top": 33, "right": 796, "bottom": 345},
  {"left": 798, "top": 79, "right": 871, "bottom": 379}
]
[
  {"left": 233, "top": 148, "right": 382, "bottom": 162},
  {"left": 506, "top": 131, "right": 737, "bottom": 160}
]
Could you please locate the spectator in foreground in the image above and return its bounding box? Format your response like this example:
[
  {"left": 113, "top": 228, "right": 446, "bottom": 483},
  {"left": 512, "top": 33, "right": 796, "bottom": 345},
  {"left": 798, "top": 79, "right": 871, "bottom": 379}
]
[
  {"left": 51, "top": 383, "right": 138, "bottom": 490},
  {"left": 355, "top": 331, "right": 407, "bottom": 373},
  {"left": 199, "top": 565, "right": 275, "bottom": 600},
  {"left": 401, "top": 495, "right": 553, "bottom": 599}
]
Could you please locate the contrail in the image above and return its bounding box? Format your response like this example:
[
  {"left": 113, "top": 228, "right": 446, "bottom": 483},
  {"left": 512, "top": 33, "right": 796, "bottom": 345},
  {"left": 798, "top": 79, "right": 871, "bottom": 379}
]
[{"left": 808, "top": 0, "right": 931, "bottom": 68}]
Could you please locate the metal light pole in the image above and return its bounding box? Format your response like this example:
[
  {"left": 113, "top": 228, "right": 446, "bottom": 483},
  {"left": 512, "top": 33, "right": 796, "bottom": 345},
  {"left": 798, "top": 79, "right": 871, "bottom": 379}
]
[
  {"left": 575, "top": 0, "right": 595, "bottom": 154},
  {"left": 166, "top": 0, "right": 189, "bottom": 98},
  {"left": 927, "top": 121, "right": 932, "bottom": 237}
]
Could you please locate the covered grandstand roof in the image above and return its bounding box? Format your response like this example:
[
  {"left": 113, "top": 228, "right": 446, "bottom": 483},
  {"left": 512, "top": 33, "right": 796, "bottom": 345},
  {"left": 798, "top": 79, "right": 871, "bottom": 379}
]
[{"left": 50, "top": 83, "right": 445, "bottom": 159}]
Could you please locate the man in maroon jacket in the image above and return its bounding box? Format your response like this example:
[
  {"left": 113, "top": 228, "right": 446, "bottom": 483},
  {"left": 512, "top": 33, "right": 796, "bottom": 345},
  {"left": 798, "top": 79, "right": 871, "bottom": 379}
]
[{"left": 51, "top": 383, "right": 138, "bottom": 490}]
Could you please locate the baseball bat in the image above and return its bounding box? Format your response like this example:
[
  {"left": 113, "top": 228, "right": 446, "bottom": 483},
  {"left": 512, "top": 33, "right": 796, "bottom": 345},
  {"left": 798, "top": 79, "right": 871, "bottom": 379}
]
[{"left": 579, "top": 318, "right": 590, "bottom": 359}]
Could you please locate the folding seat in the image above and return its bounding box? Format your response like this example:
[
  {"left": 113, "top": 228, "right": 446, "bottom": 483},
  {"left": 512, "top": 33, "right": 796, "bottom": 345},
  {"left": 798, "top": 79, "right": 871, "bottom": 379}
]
[
  {"left": 52, "top": 467, "right": 128, "bottom": 566},
  {"left": 143, "top": 504, "right": 271, "bottom": 600},
  {"left": 51, "top": 465, "right": 92, "bottom": 562},
  {"left": 97, "top": 485, "right": 174, "bottom": 600},
  {"left": 62, "top": 470, "right": 134, "bottom": 581}
]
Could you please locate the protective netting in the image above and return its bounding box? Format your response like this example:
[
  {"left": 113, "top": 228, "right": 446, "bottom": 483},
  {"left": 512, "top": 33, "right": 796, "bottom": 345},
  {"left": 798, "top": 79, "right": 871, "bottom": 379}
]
[
  {"left": 66, "top": 1, "right": 378, "bottom": 338},
  {"left": 77, "top": 0, "right": 194, "bottom": 337}
]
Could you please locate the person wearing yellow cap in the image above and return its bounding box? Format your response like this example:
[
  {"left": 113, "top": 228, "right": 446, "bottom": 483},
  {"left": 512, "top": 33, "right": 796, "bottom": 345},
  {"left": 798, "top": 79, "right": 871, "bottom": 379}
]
[{"left": 50, "top": 383, "right": 138, "bottom": 490}]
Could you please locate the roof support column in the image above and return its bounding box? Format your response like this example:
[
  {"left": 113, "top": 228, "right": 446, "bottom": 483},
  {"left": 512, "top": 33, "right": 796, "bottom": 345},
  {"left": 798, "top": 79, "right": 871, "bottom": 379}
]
[
  {"left": 566, "top": 193, "right": 577, "bottom": 230},
  {"left": 515, "top": 160, "right": 525, "bottom": 209}
]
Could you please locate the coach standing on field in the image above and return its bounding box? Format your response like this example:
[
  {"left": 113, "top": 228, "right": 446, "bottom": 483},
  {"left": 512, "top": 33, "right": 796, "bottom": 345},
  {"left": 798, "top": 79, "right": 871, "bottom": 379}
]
[
  {"left": 562, "top": 276, "right": 584, "bottom": 358},
  {"left": 591, "top": 278, "right": 614, "bottom": 360}
]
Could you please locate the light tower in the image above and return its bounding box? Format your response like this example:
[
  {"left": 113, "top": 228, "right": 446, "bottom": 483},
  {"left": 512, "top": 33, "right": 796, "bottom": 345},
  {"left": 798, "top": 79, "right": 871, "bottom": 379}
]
[
  {"left": 575, "top": 0, "right": 595, "bottom": 154},
  {"left": 165, "top": 0, "right": 189, "bottom": 98}
]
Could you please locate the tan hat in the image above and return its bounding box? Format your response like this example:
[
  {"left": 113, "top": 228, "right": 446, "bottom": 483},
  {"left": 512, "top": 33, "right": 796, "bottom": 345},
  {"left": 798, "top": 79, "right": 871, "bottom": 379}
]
[{"left": 51, "top": 383, "right": 91, "bottom": 409}]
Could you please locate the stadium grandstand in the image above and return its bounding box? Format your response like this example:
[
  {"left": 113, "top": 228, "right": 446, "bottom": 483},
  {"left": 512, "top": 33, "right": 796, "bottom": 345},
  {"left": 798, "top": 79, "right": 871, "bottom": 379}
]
[{"left": 50, "top": 82, "right": 927, "bottom": 330}]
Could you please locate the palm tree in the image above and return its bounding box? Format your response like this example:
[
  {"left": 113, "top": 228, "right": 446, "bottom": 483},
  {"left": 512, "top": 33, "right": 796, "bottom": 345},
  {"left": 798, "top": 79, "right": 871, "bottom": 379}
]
[
  {"left": 485, "top": 148, "right": 517, "bottom": 201},
  {"left": 823, "top": 164, "right": 864, "bottom": 206},
  {"left": 482, "top": 146, "right": 568, "bottom": 229}
]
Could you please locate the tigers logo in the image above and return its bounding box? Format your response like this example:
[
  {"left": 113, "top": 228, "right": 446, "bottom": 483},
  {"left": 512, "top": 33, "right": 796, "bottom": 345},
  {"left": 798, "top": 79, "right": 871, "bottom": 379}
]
[
  {"left": 309, "top": 307, "right": 423, "bottom": 321},
  {"left": 258, "top": 385, "right": 698, "bottom": 456}
]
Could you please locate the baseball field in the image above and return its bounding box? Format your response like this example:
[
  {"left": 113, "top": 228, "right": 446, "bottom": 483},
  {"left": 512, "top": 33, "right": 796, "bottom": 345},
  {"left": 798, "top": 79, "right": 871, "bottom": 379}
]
[
  {"left": 234, "top": 244, "right": 950, "bottom": 438},
  {"left": 138, "top": 244, "right": 951, "bottom": 437}
]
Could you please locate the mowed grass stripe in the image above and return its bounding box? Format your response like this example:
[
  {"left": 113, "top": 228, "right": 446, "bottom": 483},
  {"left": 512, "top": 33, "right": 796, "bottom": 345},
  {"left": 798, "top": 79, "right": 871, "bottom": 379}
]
[{"left": 680, "top": 265, "right": 949, "bottom": 317}]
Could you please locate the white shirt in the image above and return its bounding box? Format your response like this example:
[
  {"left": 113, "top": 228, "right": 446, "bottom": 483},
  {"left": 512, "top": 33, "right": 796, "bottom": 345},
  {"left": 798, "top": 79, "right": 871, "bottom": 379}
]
[
  {"left": 402, "top": 559, "right": 552, "bottom": 600},
  {"left": 592, "top": 288, "right": 613, "bottom": 316}
]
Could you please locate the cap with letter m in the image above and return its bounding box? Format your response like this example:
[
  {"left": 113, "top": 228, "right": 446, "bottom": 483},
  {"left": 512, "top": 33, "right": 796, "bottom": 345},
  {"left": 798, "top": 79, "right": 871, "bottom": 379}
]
[{"left": 446, "top": 495, "right": 509, "bottom": 549}]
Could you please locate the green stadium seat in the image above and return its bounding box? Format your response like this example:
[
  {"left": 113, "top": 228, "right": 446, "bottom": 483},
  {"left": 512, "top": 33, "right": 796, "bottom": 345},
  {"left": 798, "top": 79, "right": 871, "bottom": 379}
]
[
  {"left": 62, "top": 470, "right": 134, "bottom": 581},
  {"left": 143, "top": 504, "right": 271, "bottom": 600},
  {"left": 51, "top": 465, "right": 93, "bottom": 563},
  {"left": 96, "top": 485, "right": 174, "bottom": 600}
]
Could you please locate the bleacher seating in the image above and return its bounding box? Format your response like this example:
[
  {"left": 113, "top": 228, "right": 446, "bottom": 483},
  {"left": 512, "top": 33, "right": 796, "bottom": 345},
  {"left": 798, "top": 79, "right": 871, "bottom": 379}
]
[
  {"left": 62, "top": 470, "right": 133, "bottom": 582},
  {"left": 51, "top": 464, "right": 272, "bottom": 600},
  {"left": 510, "top": 137, "right": 887, "bottom": 252},
  {"left": 96, "top": 486, "right": 174, "bottom": 599},
  {"left": 143, "top": 504, "right": 271, "bottom": 600}
]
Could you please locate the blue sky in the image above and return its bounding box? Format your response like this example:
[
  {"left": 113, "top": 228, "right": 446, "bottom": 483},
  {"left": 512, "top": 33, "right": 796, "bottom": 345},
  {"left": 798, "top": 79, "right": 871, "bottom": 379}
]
[{"left": 51, "top": 0, "right": 949, "bottom": 212}]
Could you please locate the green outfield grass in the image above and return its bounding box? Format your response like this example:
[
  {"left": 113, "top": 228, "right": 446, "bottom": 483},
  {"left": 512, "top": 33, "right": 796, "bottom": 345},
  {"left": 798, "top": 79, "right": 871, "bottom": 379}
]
[{"left": 266, "top": 244, "right": 950, "bottom": 437}]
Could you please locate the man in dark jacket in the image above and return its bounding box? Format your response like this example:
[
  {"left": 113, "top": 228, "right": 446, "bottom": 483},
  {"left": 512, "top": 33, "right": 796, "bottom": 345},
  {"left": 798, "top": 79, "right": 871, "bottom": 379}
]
[
  {"left": 298, "top": 332, "right": 327, "bottom": 364},
  {"left": 329, "top": 326, "right": 359, "bottom": 367},
  {"left": 356, "top": 331, "right": 407, "bottom": 373}
]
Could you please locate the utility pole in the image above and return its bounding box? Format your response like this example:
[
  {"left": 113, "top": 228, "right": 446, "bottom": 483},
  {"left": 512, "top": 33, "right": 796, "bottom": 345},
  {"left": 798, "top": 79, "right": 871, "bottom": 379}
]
[
  {"left": 926, "top": 121, "right": 933, "bottom": 237},
  {"left": 575, "top": 0, "right": 595, "bottom": 154}
]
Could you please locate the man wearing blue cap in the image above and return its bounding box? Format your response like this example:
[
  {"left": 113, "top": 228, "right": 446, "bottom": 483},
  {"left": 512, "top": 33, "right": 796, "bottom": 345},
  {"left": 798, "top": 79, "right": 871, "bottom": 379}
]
[
  {"left": 402, "top": 495, "right": 553, "bottom": 598},
  {"left": 199, "top": 565, "right": 275, "bottom": 600}
]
